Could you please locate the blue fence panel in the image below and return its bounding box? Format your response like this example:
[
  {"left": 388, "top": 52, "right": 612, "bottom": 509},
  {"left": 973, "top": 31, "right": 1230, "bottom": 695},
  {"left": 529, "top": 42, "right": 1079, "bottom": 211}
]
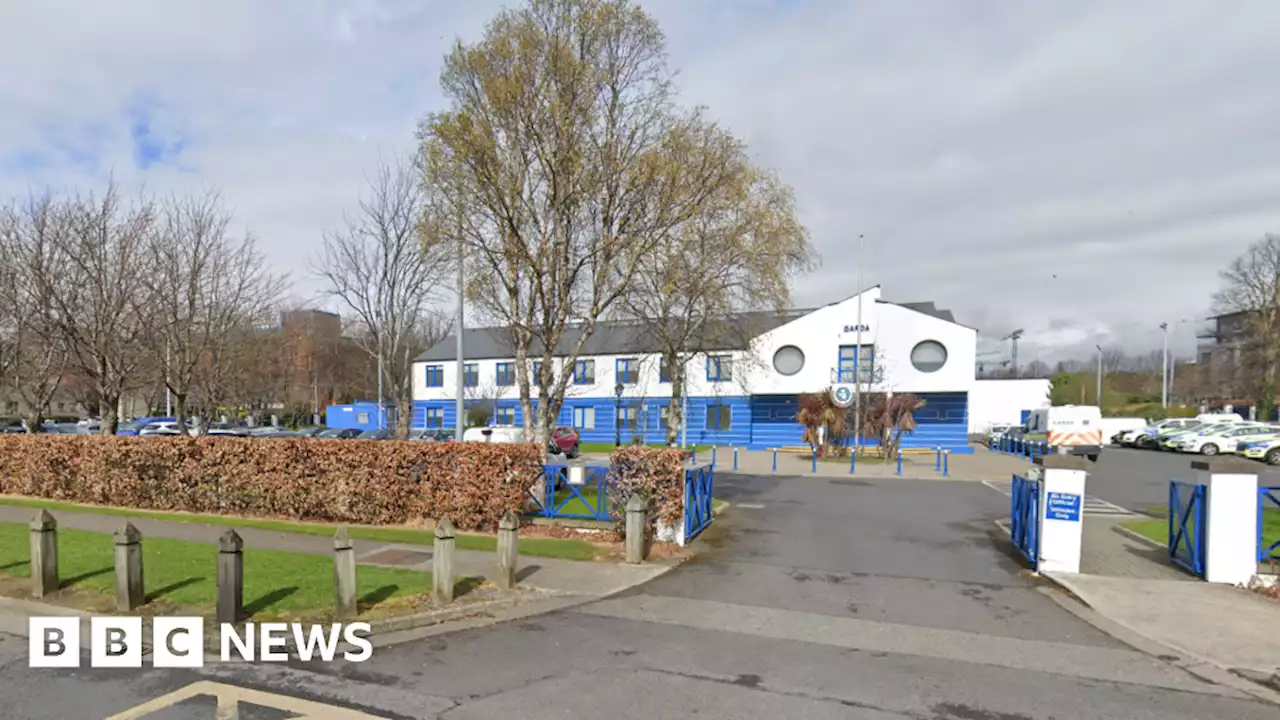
[
  {"left": 1169, "top": 481, "right": 1206, "bottom": 577},
  {"left": 1010, "top": 473, "right": 1039, "bottom": 568},
  {"left": 684, "top": 463, "right": 714, "bottom": 541},
  {"left": 1260, "top": 486, "right": 1280, "bottom": 563},
  {"left": 530, "top": 465, "right": 616, "bottom": 521}
]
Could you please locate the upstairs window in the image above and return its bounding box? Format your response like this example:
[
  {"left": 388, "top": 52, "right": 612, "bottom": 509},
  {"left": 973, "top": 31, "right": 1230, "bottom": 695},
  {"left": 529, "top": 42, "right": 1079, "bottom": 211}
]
[
  {"left": 424, "top": 365, "right": 444, "bottom": 388},
  {"left": 617, "top": 358, "right": 639, "bottom": 385},
  {"left": 707, "top": 355, "right": 733, "bottom": 383},
  {"left": 495, "top": 362, "right": 515, "bottom": 387},
  {"left": 838, "top": 345, "right": 875, "bottom": 383},
  {"left": 574, "top": 360, "right": 595, "bottom": 385},
  {"left": 463, "top": 363, "right": 479, "bottom": 388}
]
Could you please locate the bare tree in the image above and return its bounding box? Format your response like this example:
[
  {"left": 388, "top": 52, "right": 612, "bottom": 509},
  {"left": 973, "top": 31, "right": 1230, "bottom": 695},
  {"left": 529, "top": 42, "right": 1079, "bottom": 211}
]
[
  {"left": 1214, "top": 233, "right": 1280, "bottom": 414},
  {"left": 18, "top": 184, "right": 153, "bottom": 434},
  {"left": 315, "top": 158, "right": 451, "bottom": 439},
  {"left": 142, "top": 193, "right": 284, "bottom": 434},
  {"left": 419, "top": 0, "right": 763, "bottom": 452},
  {"left": 623, "top": 152, "right": 815, "bottom": 444}
]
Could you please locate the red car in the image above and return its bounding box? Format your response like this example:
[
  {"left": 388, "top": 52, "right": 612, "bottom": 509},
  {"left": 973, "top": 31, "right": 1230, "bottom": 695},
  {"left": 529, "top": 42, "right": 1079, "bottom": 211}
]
[{"left": 549, "top": 426, "right": 580, "bottom": 458}]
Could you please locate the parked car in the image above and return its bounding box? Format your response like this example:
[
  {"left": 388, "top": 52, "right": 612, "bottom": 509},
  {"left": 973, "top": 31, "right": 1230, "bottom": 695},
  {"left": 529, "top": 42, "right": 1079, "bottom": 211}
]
[
  {"left": 1241, "top": 437, "right": 1280, "bottom": 465},
  {"left": 1156, "top": 422, "right": 1240, "bottom": 451},
  {"left": 1175, "top": 423, "right": 1278, "bottom": 456},
  {"left": 1123, "top": 418, "right": 1199, "bottom": 448},
  {"left": 294, "top": 426, "right": 326, "bottom": 438},
  {"left": 316, "top": 428, "right": 362, "bottom": 439},
  {"left": 118, "top": 417, "right": 176, "bottom": 436},
  {"left": 549, "top": 426, "right": 580, "bottom": 458},
  {"left": 356, "top": 428, "right": 393, "bottom": 440},
  {"left": 138, "top": 420, "right": 192, "bottom": 437},
  {"left": 204, "top": 421, "right": 250, "bottom": 436},
  {"left": 462, "top": 426, "right": 526, "bottom": 443},
  {"left": 251, "top": 428, "right": 300, "bottom": 438},
  {"left": 987, "top": 424, "right": 1016, "bottom": 442}
]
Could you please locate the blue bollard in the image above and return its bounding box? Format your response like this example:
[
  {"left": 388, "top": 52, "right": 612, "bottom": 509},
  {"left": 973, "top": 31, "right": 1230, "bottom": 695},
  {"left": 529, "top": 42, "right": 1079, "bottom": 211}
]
[
  {"left": 733, "top": 446, "right": 739, "bottom": 472},
  {"left": 712, "top": 446, "right": 717, "bottom": 467},
  {"left": 935, "top": 447, "right": 942, "bottom": 472},
  {"left": 772, "top": 448, "right": 777, "bottom": 473},
  {"left": 812, "top": 448, "right": 817, "bottom": 473},
  {"left": 850, "top": 450, "right": 856, "bottom": 475},
  {"left": 896, "top": 450, "right": 903, "bottom": 476},
  {"left": 692, "top": 448, "right": 697, "bottom": 464},
  {"left": 943, "top": 450, "right": 949, "bottom": 477}
]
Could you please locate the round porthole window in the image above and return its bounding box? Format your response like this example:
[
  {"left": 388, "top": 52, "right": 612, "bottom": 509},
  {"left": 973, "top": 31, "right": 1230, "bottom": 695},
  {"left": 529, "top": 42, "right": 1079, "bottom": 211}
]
[
  {"left": 772, "top": 345, "right": 805, "bottom": 376},
  {"left": 910, "top": 340, "right": 948, "bottom": 373}
]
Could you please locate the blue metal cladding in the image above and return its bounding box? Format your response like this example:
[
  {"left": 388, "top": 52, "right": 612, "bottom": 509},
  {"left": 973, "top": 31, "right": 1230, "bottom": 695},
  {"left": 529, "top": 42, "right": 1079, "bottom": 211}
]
[{"left": 414, "top": 390, "right": 971, "bottom": 452}]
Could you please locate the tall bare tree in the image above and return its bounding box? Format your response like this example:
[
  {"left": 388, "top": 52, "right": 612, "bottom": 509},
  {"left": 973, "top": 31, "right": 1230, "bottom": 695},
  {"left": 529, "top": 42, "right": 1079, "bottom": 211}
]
[
  {"left": 419, "top": 0, "right": 760, "bottom": 451},
  {"left": 142, "top": 193, "right": 284, "bottom": 434},
  {"left": 623, "top": 158, "right": 814, "bottom": 444},
  {"left": 0, "top": 196, "right": 69, "bottom": 430},
  {"left": 315, "top": 159, "right": 451, "bottom": 439},
  {"left": 18, "top": 184, "right": 153, "bottom": 434},
  {"left": 1214, "top": 233, "right": 1280, "bottom": 416}
]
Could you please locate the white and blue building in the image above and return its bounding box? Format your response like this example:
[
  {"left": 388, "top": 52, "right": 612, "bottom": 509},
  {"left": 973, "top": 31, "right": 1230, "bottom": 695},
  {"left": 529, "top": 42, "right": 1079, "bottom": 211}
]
[{"left": 412, "top": 287, "right": 1011, "bottom": 453}]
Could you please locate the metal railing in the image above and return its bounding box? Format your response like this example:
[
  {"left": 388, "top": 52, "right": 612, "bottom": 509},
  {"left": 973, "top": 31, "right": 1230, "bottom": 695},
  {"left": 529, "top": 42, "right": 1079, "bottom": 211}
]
[
  {"left": 1010, "top": 473, "right": 1040, "bottom": 567},
  {"left": 1169, "top": 481, "right": 1206, "bottom": 577},
  {"left": 1259, "top": 486, "right": 1280, "bottom": 563},
  {"left": 684, "top": 463, "right": 715, "bottom": 541}
]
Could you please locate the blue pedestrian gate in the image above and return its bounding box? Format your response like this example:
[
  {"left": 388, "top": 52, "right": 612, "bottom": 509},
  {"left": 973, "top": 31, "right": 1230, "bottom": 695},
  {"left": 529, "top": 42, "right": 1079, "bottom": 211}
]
[
  {"left": 1010, "top": 473, "right": 1040, "bottom": 568},
  {"left": 684, "top": 463, "right": 714, "bottom": 541},
  {"left": 1168, "top": 481, "right": 1206, "bottom": 577},
  {"left": 529, "top": 465, "right": 616, "bottom": 521}
]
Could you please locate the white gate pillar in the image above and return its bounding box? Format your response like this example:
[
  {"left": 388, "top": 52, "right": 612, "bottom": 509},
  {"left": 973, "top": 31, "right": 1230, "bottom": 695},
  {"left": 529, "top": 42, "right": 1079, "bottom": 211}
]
[
  {"left": 1191, "top": 458, "right": 1259, "bottom": 585},
  {"left": 1033, "top": 455, "right": 1088, "bottom": 574}
]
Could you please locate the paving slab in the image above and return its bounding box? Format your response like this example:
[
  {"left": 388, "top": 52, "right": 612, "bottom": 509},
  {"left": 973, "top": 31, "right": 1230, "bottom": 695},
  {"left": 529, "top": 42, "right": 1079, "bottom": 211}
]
[{"left": 1044, "top": 572, "right": 1280, "bottom": 674}]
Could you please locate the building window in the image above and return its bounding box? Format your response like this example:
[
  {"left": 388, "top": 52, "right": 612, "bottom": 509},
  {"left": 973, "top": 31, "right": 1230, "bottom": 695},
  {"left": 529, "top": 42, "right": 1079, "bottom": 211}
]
[
  {"left": 424, "top": 365, "right": 444, "bottom": 388},
  {"left": 659, "top": 405, "right": 675, "bottom": 428},
  {"left": 910, "top": 340, "right": 948, "bottom": 373},
  {"left": 838, "top": 345, "right": 875, "bottom": 382},
  {"left": 356, "top": 412, "right": 370, "bottom": 425},
  {"left": 463, "top": 363, "right": 479, "bottom": 388},
  {"left": 495, "top": 362, "right": 515, "bottom": 387},
  {"left": 772, "top": 346, "right": 804, "bottom": 376},
  {"left": 659, "top": 357, "right": 674, "bottom": 383},
  {"left": 574, "top": 359, "right": 595, "bottom": 385},
  {"left": 494, "top": 407, "right": 516, "bottom": 425},
  {"left": 424, "top": 407, "right": 444, "bottom": 428},
  {"left": 706, "top": 405, "right": 732, "bottom": 430},
  {"left": 573, "top": 406, "right": 595, "bottom": 430},
  {"left": 531, "top": 360, "right": 548, "bottom": 385},
  {"left": 617, "top": 358, "right": 639, "bottom": 384},
  {"left": 617, "top": 406, "right": 638, "bottom": 430},
  {"left": 706, "top": 355, "right": 733, "bottom": 382}
]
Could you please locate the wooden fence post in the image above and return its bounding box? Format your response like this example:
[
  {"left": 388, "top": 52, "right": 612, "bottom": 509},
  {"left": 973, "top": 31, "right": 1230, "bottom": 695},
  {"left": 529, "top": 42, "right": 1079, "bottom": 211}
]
[
  {"left": 333, "top": 527, "right": 357, "bottom": 620},
  {"left": 113, "top": 522, "right": 144, "bottom": 611},
  {"left": 625, "top": 494, "right": 647, "bottom": 564},
  {"left": 29, "top": 510, "right": 58, "bottom": 598},
  {"left": 496, "top": 511, "right": 519, "bottom": 590},
  {"left": 216, "top": 529, "right": 244, "bottom": 624},
  {"left": 433, "top": 517, "right": 456, "bottom": 603}
]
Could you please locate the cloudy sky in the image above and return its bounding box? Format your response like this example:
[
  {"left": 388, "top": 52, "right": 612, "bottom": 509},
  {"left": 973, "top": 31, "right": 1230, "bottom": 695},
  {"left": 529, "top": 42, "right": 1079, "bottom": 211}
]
[{"left": 3, "top": 0, "right": 1279, "bottom": 367}]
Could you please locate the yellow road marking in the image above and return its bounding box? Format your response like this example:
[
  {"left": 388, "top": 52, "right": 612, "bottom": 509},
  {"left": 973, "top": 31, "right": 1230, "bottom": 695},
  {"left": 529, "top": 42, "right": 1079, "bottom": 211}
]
[{"left": 104, "top": 680, "right": 387, "bottom": 719}]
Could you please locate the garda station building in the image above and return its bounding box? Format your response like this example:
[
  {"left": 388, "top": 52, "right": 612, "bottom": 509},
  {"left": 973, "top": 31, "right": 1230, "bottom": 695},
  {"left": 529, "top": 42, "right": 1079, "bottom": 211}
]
[{"left": 411, "top": 286, "right": 1044, "bottom": 454}]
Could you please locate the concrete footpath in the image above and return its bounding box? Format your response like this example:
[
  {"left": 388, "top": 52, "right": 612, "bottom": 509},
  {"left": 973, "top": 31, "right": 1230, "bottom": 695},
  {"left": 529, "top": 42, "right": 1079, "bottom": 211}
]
[
  {"left": 698, "top": 446, "right": 1029, "bottom": 481},
  {"left": 1041, "top": 514, "right": 1280, "bottom": 685},
  {"left": 0, "top": 505, "right": 666, "bottom": 599}
]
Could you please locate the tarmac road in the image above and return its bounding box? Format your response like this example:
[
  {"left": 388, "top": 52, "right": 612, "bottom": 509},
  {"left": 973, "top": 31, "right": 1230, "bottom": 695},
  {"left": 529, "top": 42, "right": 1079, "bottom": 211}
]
[
  {"left": 0, "top": 472, "right": 1275, "bottom": 718},
  {"left": 1087, "top": 446, "right": 1280, "bottom": 512}
]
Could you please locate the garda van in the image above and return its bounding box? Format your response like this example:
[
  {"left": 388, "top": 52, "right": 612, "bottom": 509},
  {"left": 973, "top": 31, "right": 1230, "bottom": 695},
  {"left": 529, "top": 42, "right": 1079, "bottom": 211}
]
[{"left": 1022, "top": 405, "right": 1104, "bottom": 461}]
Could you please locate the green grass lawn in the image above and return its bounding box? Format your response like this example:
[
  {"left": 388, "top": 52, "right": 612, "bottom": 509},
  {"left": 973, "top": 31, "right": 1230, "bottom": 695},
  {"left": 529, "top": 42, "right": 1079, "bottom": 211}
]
[
  {"left": 546, "top": 486, "right": 611, "bottom": 517},
  {"left": 1121, "top": 506, "right": 1280, "bottom": 558},
  {"left": 0, "top": 496, "right": 603, "bottom": 562},
  {"left": 0, "top": 522, "right": 432, "bottom": 617}
]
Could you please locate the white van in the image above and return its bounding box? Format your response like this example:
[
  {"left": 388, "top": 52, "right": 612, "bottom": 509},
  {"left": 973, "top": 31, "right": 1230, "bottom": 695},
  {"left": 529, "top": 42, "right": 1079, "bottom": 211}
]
[
  {"left": 1022, "top": 405, "right": 1104, "bottom": 461},
  {"left": 462, "top": 426, "right": 527, "bottom": 443},
  {"left": 1196, "top": 413, "right": 1245, "bottom": 424}
]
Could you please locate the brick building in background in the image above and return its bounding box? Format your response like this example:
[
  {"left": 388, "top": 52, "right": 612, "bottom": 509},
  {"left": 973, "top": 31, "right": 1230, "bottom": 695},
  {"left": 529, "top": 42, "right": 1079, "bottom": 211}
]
[
  {"left": 278, "top": 308, "right": 377, "bottom": 414},
  {"left": 1197, "top": 310, "right": 1255, "bottom": 402}
]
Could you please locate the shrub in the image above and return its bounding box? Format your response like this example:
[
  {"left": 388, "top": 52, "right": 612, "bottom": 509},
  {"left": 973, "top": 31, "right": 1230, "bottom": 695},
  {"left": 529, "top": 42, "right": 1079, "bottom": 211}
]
[
  {"left": 608, "top": 446, "right": 686, "bottom": 526},
  {"left": 0, "top": 436, "right": 541, "bottom": 531}
]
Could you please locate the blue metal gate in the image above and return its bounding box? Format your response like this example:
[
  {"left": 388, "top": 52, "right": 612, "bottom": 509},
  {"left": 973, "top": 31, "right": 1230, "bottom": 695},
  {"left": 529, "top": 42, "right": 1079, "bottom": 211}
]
[
  {"left": 1010, "top": 473, "right": 1039, "bottom": 567},
  {"left": 1168, "top": 481, "right": 1206, "bottom": 577},
  {"left": 684, "top": 463, "right": 714, "bottom": 541},
  {"left": 529, "top": 465, "right": 617, "bottom": 521},
  {"left": 1260, "top": 486, "right": 1280, "bottom": 563}
]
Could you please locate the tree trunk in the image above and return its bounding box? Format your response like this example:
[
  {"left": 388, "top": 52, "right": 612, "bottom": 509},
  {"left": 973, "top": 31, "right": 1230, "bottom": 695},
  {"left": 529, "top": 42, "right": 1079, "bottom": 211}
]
[
  {"left": 100, "top": 395, "right": 120, "bottom": 435},
  {"left": 23, "top": 409, "right": 43, "bottom": 434},
  {"left": 667, "top": 355, "right": 683, "bottom": 446},
  {"left": 174, "top": 392, "right": 189, "bottom": 435},
  {"left": 394, "top": 392, "right": 412, "bottom": 439}
]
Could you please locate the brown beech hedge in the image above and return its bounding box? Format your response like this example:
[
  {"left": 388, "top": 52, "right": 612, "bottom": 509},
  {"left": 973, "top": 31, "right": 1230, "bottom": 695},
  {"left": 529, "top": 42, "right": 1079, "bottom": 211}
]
[
  {"left": 0, "top": 436, "right": 542, "bottom": 531},
  {"left": 608, "top": 446, "right": 687, "bottom": 525}
]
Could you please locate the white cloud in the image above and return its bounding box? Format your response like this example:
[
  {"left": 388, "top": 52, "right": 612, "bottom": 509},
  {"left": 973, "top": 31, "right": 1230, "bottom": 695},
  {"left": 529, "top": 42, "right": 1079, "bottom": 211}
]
[{"left": 3, "top": 0, "right": 1279, "bottom": 364}]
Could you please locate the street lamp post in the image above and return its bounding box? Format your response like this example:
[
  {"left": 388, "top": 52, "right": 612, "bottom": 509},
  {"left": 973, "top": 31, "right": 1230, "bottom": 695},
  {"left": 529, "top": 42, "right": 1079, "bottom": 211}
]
[
  {"left": 1160, "top": 322, "right": 1169, "bottom": 408},
  {"left": 1095, "top": 344, "right": 1103, "bottom": 407},
  {"left": 614, "top": 382, "right": 625, "bottom": 448}
]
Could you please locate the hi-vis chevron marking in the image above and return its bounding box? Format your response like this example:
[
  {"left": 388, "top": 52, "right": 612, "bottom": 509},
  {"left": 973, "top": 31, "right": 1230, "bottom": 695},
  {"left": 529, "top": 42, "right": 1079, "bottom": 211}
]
[{"left": 1048, "top": 429, "right": 1102, "bottom": 446}]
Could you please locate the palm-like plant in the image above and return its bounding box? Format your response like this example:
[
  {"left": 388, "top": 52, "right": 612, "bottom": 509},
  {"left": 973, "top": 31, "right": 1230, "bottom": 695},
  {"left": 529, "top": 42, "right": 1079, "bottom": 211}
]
[
  {"left": 861, "top": 393, "right": 925, "bottom": 458},
  {"left": 796, "top": 388, "right": 848, "bottom": 456}
]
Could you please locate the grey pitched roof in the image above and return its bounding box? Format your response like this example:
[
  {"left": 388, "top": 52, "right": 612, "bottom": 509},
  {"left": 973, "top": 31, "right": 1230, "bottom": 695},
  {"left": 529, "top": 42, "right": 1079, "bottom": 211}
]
[
  {"left": 416, "top": 311, "right": 808, "bottom": 362},
  {"left": 888, "top": 301, "right": 956, "bottom": 323}
]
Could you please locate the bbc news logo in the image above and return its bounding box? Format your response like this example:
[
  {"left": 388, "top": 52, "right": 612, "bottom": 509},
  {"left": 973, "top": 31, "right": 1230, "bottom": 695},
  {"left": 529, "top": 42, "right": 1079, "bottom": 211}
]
[{"left": 29, "top": 617, "right": 373, "bottom": 668}]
